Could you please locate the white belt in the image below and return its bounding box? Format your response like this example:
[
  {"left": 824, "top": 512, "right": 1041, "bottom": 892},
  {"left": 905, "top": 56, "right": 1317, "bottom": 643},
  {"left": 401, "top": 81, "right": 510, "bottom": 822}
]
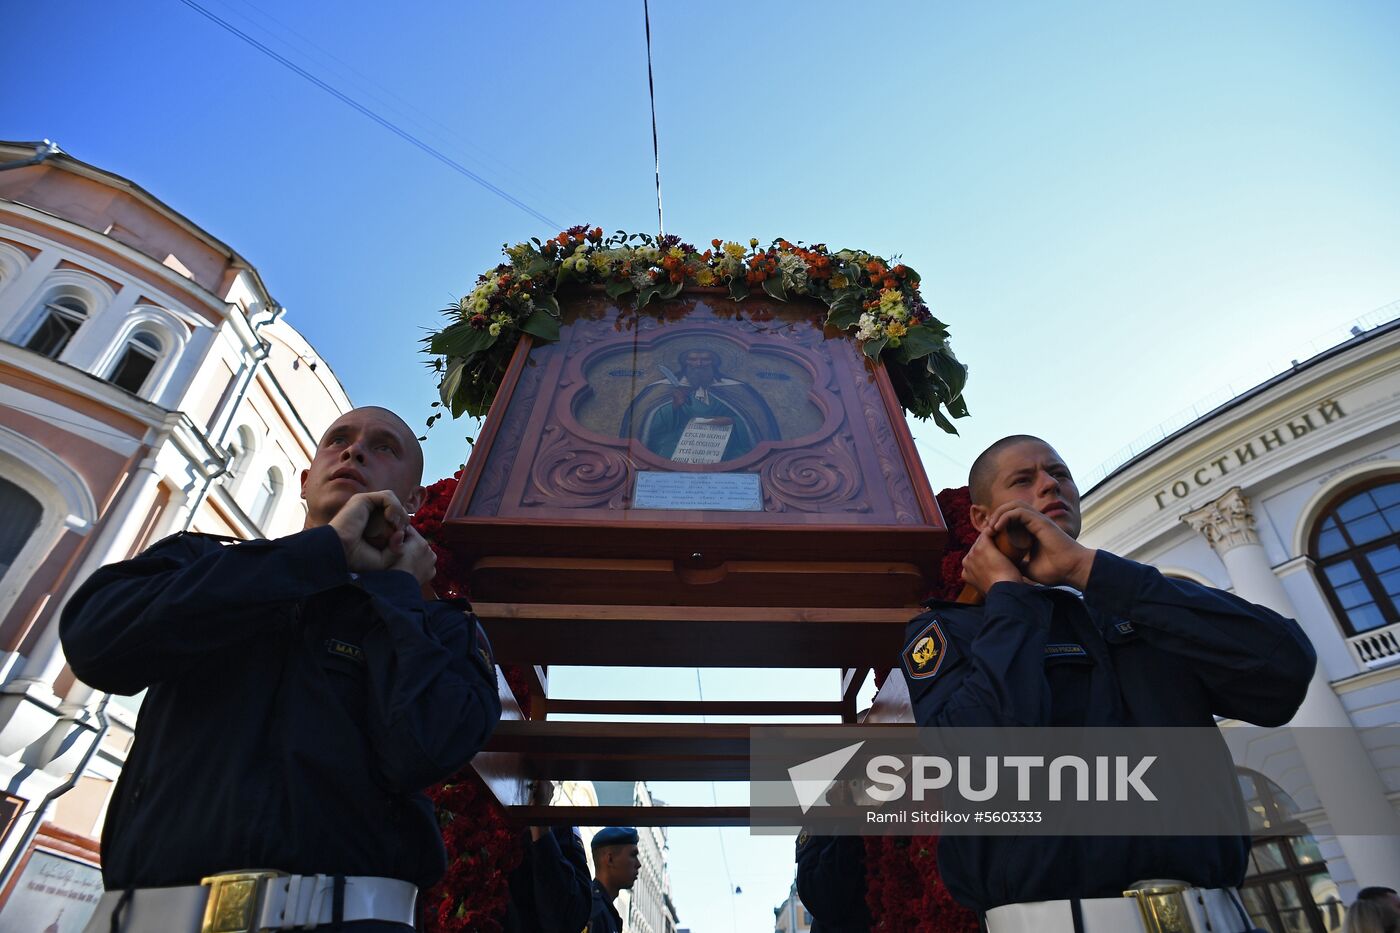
[
  {"left": 985, "top": 885, "right": 1254, "bottom": 933},
  {"left": 84, "top": 872, "right": 417, "bottom": 933}
]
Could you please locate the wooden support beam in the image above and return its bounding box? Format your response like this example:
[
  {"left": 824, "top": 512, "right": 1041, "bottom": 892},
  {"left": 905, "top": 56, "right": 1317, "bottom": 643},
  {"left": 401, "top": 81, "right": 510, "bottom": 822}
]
[
  {"left": 485, "top": 721, "right": 753, "bottom": 782},
  {"left": 839, "top": 667, "right": 870, "bottom": 723},
  {"left": 476, "top": 603, "right": 913, "bottom": 667},
  {"left": 543, "top": 698, "right": 847, "bottom": 717},
  {"left": 509, "top": 805, "right": 751, "bottom": 827}
]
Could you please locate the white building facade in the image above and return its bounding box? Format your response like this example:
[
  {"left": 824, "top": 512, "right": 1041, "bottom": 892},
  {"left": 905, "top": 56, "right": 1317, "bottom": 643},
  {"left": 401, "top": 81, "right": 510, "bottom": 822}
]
[
  {"left": 0, "top": 140, "right": 351, "bottom": 927},
  {"left": 1079, "top": 315, "right": 1400, "bottom": 933}
]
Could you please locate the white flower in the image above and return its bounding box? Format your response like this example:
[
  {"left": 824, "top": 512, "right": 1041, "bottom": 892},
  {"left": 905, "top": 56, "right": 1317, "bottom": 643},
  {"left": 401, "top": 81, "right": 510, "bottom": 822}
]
[
  {"left": 488, "top": 322, "right": 503, "bottom": 337},
  {"left": 856, "top": 312, "right": 882, "bottom": 341},
  {"left": 631, "top": 270, "right": 655, "bottom": 290},
  {"left": 777, "top": 252, "right": 808, "bottom": 293}
]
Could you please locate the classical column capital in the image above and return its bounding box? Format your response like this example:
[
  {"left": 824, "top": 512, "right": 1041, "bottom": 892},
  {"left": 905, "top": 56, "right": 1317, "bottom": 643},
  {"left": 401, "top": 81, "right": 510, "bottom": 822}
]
[{"left": 1182, "top": 486, "right": 1259, "bottom": 555}]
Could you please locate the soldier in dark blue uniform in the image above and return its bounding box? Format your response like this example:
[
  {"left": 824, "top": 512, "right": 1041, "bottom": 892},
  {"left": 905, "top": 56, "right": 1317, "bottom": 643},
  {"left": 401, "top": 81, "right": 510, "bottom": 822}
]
[
  {"left": 588, "top": 826, "right": 640, "bottom": 933},
  {"left": 902, "top": 435, "right": 1315, "bottom": 933},
  {"left": 504, "top": 780, "right": 592, "bottom": 932},
  {"left": 795, "top": 831, "right": 870, "bottom": 932},
  {"left": 61, "top": 407, "right": 503, "bottom": 933}
]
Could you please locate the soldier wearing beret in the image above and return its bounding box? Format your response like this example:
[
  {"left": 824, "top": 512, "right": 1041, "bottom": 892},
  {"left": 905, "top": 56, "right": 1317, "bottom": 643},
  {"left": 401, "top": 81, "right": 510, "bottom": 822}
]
[{"left": 588, "top": 826, "right": 641, "bottom": 933}]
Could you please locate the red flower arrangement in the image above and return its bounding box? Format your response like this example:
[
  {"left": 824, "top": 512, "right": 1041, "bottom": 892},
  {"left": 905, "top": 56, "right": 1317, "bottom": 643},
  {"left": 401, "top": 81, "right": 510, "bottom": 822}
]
[
  {"left": 865, "top": 485, "right": 980, "bottom": 932},
  {"left": 413, "top": 474, "right": 529, "bottom": 932}
]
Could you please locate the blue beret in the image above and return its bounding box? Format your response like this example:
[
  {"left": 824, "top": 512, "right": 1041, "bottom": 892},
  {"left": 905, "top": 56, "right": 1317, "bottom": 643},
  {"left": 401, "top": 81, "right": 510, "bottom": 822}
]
[{"left": 591, "top": 826, "right": 639, "bottom": 849}]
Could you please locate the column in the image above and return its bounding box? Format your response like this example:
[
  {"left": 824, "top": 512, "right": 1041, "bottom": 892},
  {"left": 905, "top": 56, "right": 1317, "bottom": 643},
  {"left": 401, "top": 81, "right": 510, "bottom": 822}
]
[{"left": 1184, "top": 487, "right": 1400, "bottom": 886}]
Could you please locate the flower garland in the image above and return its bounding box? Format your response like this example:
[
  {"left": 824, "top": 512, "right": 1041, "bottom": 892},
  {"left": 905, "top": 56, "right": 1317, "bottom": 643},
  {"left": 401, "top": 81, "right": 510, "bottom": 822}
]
[
  {"left": 866, "top": 485, "right": 980, "bottom": 932},
  {"left": 414, "top": 474, "right": 531, "bottom": 932},
  {"left": 425, "top": 227, "right": 970, "bottom": 431},
  {"left": 864, "top": 837, "right": 980, "bottom": 933}
]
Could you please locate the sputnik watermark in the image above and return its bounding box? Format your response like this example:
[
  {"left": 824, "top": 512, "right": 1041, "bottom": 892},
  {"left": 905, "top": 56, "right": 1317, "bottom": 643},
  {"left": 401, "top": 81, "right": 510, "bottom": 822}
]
[
  {"left": 751, "top": 726, "right": 1258, "bottom": 836},
  {"left": 863, "top": 754, "right": 1157, "bottom": 803}
]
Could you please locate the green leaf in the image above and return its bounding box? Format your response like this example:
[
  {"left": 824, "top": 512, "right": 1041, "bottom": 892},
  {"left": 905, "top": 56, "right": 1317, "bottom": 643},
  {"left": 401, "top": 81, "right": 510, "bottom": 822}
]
[
  {"left": 926, "top": 350, "right": 968, "bottom": 403},
  {"left": 554, "top": 263, "right": 570, "bottom": 293},
  {"left": 761, "top": 276, "right": 787, "bottom": 301},
  {"left": 728, "top": 277, "right": 750, "bottom": 301},
  {"left": 946, "top": 393, "right": 970, "bottom": 419},
  {"left": 895, "top": 324, "right": 945, "bottom": 363},
  {"left": 660, "top": 280, "right": 684, "bottom": 300},
  {"left": 428, "top": 322, "right": 495, "bottom": 358},
  {"left": 450, "top": 387, "right": 470, "bottom": 419},
  {"left": 605, "top": 279, "right": 635, "bottom": 300},
  {"left": 533, "top": 292, "right": 561, "bottom": 318},
  {"left": 862, "top": 336, "right": 889, "bottom": 360},
  {"left": 826, "top": 307, "right": 860, "bottom": 330},
  {"left": 930, "top": 405, "right": 959, "bottom": 435},
  {"left": 438, "top": 357, "right": 465, "bottom": 408},
  {"left": 636, "top": 284, "right": 660, "bottom": 308},
  {"left": 520, "top": 309, "right": 560, "bottom": 342}
]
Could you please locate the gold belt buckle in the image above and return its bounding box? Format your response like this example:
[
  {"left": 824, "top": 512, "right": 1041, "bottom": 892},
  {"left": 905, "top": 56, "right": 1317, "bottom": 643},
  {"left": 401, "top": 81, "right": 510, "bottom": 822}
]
[
  {"left": 199, "top": 869, "right": 286, "bottom": 933},
  {"left": 1123, "top": 880, "right": 1195, "bottom": 933}
]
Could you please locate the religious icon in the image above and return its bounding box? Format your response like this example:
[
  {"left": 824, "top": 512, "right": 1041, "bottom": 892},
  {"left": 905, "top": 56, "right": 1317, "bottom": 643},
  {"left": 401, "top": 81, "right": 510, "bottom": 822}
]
[{"left": 619, "top": 347, "right": 782, "bottom": 463}]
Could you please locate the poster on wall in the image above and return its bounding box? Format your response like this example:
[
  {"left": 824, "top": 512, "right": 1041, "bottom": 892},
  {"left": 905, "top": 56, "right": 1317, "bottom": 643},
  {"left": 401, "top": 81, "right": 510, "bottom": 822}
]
[{"left": 0, "top": 849, "right": 103, "bottom": 933}]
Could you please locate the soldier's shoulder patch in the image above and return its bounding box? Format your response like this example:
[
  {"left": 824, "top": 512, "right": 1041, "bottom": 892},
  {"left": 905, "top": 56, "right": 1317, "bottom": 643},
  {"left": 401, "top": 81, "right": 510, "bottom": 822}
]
[
  {"left": 1044, "top": 642, "right": 1088, "bottom": 658},
  {"left": 795, "top": 830, "right": 810, "bottom": 852},
  {"left": 1115, "top": 621, "right": 1135, "bottom": 635},
  {"left": 901, "top": 617, "right": 950, "bottom": 681}
]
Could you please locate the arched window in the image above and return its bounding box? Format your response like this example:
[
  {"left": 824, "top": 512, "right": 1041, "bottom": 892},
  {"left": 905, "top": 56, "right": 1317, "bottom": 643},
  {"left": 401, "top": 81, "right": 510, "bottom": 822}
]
[
  {"left": 226, "top": 425, "right": 256, "bottom": 482},
  {"left": 107, "top": 330, "right": 163, "bottom": 395},
  {"left": 1309, "top": 478, "right": 1400, "bottom": 636},
  {"left": 0, "top": 476, "right": 44, "bottom": 583},
  {"left": 25, "top": 295, "right": 88, "bottom": 359},
  {"left": 249, "top": 467, "right": 283, "bottom": 529},
  {"left": 1237, "top": 769, "right": 1343, "bottom": 933}
]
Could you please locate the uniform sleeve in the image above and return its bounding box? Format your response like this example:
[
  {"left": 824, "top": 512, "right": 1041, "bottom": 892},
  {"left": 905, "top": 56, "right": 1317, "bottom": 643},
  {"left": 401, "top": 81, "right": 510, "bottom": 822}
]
[
  {"left": 795, "top": 834, "right": 869, "bottom": 925},
  {"left": 1083, "top": 551, "right": 1316, "bottom": 726},
  {"left": 356, "top": 570, "right": 503, "bottom": 792},
  {"left": 60, "top": 528, "right": 349, "bottom": 695},
  {"left": 906, "top": 589, "right": 1056, "bottom": 728},
  {"left": 529, "top": 827, "right": 593, "bottom": 933}
]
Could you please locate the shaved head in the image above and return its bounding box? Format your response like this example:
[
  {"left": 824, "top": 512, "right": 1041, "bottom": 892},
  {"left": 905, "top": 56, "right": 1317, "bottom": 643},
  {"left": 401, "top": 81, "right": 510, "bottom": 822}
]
[
  {"left": 349, "top": 406, "right": 424, "bottom": 483},
  {"left": 969, "top": 435, "right": 1049, "bottom": 505},
  {"left": 300, "top": 405, "right": 426, "bottom": 527}
]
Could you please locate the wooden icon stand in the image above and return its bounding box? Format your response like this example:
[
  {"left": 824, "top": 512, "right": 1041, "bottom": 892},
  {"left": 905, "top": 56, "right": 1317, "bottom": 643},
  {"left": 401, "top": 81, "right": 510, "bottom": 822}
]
[{"left": 443, "top": 290, "right": 945, "bottom": 826}]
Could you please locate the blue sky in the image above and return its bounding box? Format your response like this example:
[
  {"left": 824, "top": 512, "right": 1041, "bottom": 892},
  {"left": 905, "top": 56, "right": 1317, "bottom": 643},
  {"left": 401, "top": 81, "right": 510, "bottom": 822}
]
[{"left": 6, "top": 1, "right": 1400, "bottom": 928}]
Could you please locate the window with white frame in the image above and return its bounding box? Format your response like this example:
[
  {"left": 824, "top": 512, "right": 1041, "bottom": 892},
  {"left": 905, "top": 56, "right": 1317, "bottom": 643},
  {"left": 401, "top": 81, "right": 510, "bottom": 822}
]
[
  {"left": 25, "top": 295, "right": 88, "bottom": 359},
  {"left": 107, "top": 330, "right": 163, "bottom": 395},
  {"left": 0, "top": 476, "right": 44, "bottom": 583},
  {"left": 250, "top": 467, "right": 283, "bottom": 529},
  {"left": 227, "top": 426, "right": 256, "bottom": 481},
  {"left": 1310, "top": 478, "right": 1400, "bottom": 635}
]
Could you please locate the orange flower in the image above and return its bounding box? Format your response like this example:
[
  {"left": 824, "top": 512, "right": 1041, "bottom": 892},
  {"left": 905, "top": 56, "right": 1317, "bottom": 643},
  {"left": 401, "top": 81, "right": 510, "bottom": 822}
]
[
  {"left": 712, "top": 238, "right": 723, "bottom": 249},
  {"left": 669, "top": 270, "right": 684, "bottom": 283}
]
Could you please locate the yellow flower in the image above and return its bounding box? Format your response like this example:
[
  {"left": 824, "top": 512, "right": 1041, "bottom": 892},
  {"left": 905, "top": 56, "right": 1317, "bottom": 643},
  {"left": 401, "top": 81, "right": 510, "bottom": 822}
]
[
  {"left": 723, "top": 242, "right": 746, "bottom": 260},
  {"left": 749, "top": 237, "right": 759, "bottom": 248},
  {"left": 830, "top": 273, "right": 849, "bottom": 289},
  {"left": 667, "top": 247, "right": 685, "bottom": 260},
  {"left": 885, "top": 321, "right": 908, "bottom": 338},
  {"left": 695, "top": 268, "right": 716, "bottom": 286}
]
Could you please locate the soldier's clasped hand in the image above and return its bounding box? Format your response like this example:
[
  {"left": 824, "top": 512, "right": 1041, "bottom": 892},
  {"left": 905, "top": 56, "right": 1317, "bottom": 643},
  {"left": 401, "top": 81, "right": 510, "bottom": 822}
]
[
  {"left": 329, "top": 490, "right": 411, "bottom": 573},
  {"left": 987, "top": 503, "right": 1098, "bottom": 590}
]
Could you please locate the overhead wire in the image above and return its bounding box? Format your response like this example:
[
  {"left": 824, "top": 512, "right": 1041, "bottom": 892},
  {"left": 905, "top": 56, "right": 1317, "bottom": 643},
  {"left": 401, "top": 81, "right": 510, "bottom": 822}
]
[
  {"left": 203, "top": 0, "right": 589, "bottom": 222},
  {"left": 642, "top": 0, "right": 665, "bottom": 238},
  {"left": 694, "top": 668, "right": 741, "bottom": 931},
  {"left": 174, "top": 0, "right": 563, "bottom": 230}
]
